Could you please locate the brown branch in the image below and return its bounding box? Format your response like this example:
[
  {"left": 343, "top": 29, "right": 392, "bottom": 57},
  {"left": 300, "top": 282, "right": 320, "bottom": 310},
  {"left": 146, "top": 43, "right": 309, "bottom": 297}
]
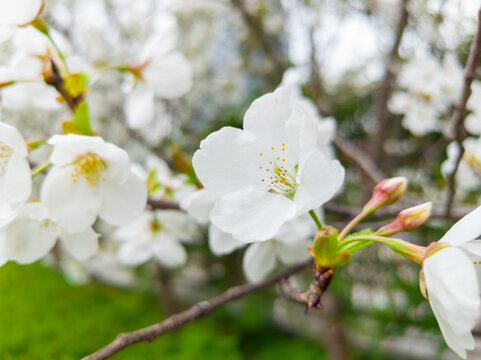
[
  {"left": 445, "top": 8, "right": 481, "bottom": 217},
  {"left": 334, "top": 135, "right": 386, "bottom": 185},
  {"left": 82, "top": 259, "right": 312, "bottom": 360},
  {"left": 147, "top": 198, "right": 181, "bottom": 211},
  {"left": 230, "top": 0, "right": 287, "bottom": 82},
  {"left": 279, "top": 279, "right": 310, "bottom": 306},
  {"left": 373, "top": 0, "right": 409, "bottom": 165}
]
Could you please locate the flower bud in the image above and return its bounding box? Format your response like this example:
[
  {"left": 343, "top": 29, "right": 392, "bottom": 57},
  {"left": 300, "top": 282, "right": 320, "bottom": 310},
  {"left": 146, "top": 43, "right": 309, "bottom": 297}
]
[
  {"left": 309, "top": 227, "right": 351, "bottom": 268},
  {"left": 309, "top": 226, "right": 339, "bottom": 266},
  {"left": 363, "top": 177, "right": 407, "bottom": 214},
  {"left": 376, "top": 202, "right": 432, "bottom": 236}
]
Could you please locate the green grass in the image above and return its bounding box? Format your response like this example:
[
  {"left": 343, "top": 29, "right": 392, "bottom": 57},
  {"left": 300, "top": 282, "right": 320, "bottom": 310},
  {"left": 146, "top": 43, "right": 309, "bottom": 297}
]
[{"left": 0, "top": 262, "right": 327, "bottom": 359}]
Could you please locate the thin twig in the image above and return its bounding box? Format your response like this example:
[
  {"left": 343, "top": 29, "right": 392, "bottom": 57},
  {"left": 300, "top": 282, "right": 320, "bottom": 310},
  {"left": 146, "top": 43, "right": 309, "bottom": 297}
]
[
  {"left": 373, "top": 0, "right": 409, "bottom": 165},
  {"left": 334, "top": 136, "right": 386, "bottom": 185},
  {"left": 82, "top": 259, "right": 312, "bottom": 360},
  {"left": 147, "top": 198, "right": 181, "bottom": 211},
  {"left": 279, "top": 279, "right": 310, "bottom": 305},
  {"left": 229, "top": 0, "right": 287, "bottom": 82},
  {"left": 445, "top": 8, "right": 481, "bottom": 217}
]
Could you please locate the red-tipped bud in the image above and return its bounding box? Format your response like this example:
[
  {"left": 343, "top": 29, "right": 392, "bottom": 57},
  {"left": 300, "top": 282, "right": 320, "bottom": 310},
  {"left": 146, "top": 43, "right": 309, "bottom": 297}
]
[
  {"left": 363, "top": 177, "right": 408, "bottom": 214},
  {"left": 376, "top": 202, "right": 432, "bottom": 236}
]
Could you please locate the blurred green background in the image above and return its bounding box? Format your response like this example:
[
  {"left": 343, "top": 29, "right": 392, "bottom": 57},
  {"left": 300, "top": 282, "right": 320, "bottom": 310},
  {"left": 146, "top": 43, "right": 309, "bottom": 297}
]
[{"left": 0, "top": 262, "right": 331, "bottom": 359}]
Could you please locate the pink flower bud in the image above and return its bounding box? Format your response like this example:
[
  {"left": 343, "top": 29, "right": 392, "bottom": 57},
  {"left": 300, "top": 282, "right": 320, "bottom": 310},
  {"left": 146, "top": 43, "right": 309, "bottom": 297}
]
[
  {"left": 363, "top": 177, "right": 408, "bottom": 214},
  {"left": 376, "top": 202, "right": 432, "bottom": 236}
]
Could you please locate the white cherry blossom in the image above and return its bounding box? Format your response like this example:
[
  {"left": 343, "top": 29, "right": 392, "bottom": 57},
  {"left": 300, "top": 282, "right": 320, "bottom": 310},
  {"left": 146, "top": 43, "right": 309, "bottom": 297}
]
[
  {"left": 193, "top": 87, "right": 344, "bottom": 241},
  {"left": 114, "top": 210, "right": 199, "bottom": 268},
  {"left": 0, "top": 0, "right": 44, "bottom": 26},
  {"left": 124, "top": 12, "right": 193, "bottom": 129},
  {"left": 390, "top": 53, "right": 463, "bottom": 136},
  {"left": 0, "top": 202, "right": 100, "bottom": 265},
  {"left": 0, "top": 122, "right": 32, "bottom": 226},
  {"left": 181, "top": 188, "right": 315, "bottom": 282},
  {"left": 41, "top": 134, "right": 147, "bottom": 233},
  {"left": 423, "top": 205, "right": 481, "bottom": 359}
]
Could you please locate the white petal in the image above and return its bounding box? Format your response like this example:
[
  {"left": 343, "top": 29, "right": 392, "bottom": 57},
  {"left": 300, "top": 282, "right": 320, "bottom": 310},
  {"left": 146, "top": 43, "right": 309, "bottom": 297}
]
[
  {"left": 3, "top": 153, "right": 32, "bottom": 211},
  {"left": 192, "top": 127, "right": 263, "bottom": 195},
  {"left": 113, "top": 211, "right": 152, "bottom": 242},
  {"left": 275, "top": 239, "right": 311, "bottom": 265},
  {"left": 0, "top": 122, "right": 28, "bottom": 155},
  {"left": 243, "top": 241, "right": 277, "bottom": 282},
  {"left": 155, "top": 210, "right": 199, "bottom": 244},
  {"left": 180, "top": 189, "right": 216, "bottom": 224},
  {"left": 458, "top": 240, "right": 481, "bottom": 289},
  {"left": 140, "top": 17, "right": 179, "bottom": 61},
  {"left": 208, "top": 225, "right": 246, "bottom": 256},
  {"left": 61, "top": 227, "right": 100, "bottom": 261},
  {"left": 243, "top": 87, "right": 293, "bottom": 147},
  {"left": 145, "top": 52, "right": 193, "bottom": 99},
  {"left": 275, "top": 214, "right": 316, "bottom": 245},
  {"left": 117, "top": 240, "right": 153, "bottom": 266},
  {"left": 48, "top": 134, "right": 105, "bottom": 166},
  {"left": 294, "top": 151, "right": 345, "bottom": 214},
  {"left": 210, "top": 186, "right": 296, "bottom": 242},
  {"left": 41, "top": 165, "right": 102, "bottom": 233},
  {"left": 0, "top": 0, "right": 43, "bottom": 25},
  {"left": 49, "top": 134, "right": 131, "bottom": 183},
  {"left": 439, "top": 205, "right": 481, "bottom": 245},
  {"left": 151, "top": 236, "right": 187, "bottom": 268},
  {"left": 124, "top": 86, "right": 155, "bottom": 129},
  {"left": 99, "top": 170, "right": 147, "bottom": 226},
  {"left": 5, "top": 203, "right": 58, "bottom": 264},
  {"left": 424, "top": 247, "right": 480, "bottom": 358}
]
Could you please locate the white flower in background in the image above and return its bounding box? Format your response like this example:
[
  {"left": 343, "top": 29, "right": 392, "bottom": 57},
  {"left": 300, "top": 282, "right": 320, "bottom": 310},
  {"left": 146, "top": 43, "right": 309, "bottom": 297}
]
[
  {"left": 0, "top": 0, "right": 43, "bottom": 25},
  {"left": 390, "top": 53, "right": 463, "bottom": 136},
  {"left": 182, "top": 188, "right": 315, "bottom": 282},
  {"left": 466, "top": 80, "right": 481, "bottom": 135},
  {"left": 0, "top": 122, "right": 32, "bottom": 226},
  {"left": 193, "top": 87, "right": 344, "bottom": 241},
  {"left": 423, "top": 205, "right": 481, "bottom": 359},
  {"left": 442, "top": 138, "right": 481, "bottom": 196},
  {"left": 41, "top": 134, "right": 147, "bottom": 233},
  {"left": 138, "top": 156, "right": 195, "bottom": 202},
  {"left": 114, "top": 210, "right": 199, "bottom": 268},
  {"left": 124, "top": 12, "right": 193, "bottom": 129},
  {"left": 0, "top": 202, "right": 100, "bottom": 266}
]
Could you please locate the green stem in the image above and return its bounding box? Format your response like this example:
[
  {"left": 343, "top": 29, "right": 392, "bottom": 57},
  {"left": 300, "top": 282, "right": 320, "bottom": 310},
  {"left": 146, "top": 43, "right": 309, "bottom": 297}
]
[
  {"left": 340, "top": 235, "right": 425, "bottom": 264},
  {"left": 309, "top": 209, "right": 323, "bottom": 230},
  {"left": 46, "top": 32, "right": 69, "bottom": 72},
  {"left": 338, "top": 209, "right": 370, "bottom": 240},
  {"left": 31, "top": 161, "right": 52, "bottom": 178}
]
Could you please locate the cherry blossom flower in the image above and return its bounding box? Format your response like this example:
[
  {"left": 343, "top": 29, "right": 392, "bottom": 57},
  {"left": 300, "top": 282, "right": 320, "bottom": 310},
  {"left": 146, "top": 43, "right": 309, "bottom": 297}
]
[
  {"left": 41, "top": 134, "right": 147, "bottom": 233},
  {"left": 0, "top": 122, "right": 32, "bottom": 226},
  {"left": 389, "top": 53, "right": 463, "bottom": 136},
  {"left": 182, "top": 188, "right": 315, "bottom": 282},
  {"left": 422, "top": 205, "right": 481, "bottom": 359},
  {"left": 192, "top": 87, "right": 344, "bottom": 241},
  {"left": 114, "top": 210, "right": 199, "bottom": 268},
  {"left": 0, "top": 202, "right": 100, "bottom": 265},
  {"left": 124, "top": 12, "right": 193, "bottom": 129},
  {"left": 0, "top": 0, "right": 44, "bottom": 26}
]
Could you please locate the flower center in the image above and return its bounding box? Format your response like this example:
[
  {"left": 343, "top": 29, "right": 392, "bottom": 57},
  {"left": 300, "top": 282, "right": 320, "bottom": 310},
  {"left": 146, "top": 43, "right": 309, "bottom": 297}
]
[
  {"left": 71, "top": 152, "right": 106, "bottom": 186},
  {"left": 258, "top": 142, "right": 298, "bottom": 197},
  {"left": 0, "top": 142, "right": 13, "bottom": 175}
]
